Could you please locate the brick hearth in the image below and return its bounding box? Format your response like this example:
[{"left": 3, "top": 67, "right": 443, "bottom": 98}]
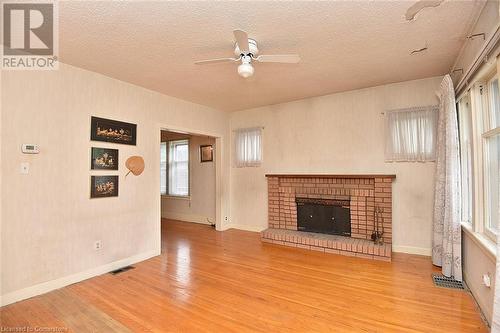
[
  {"left": 262, "top": 229, "right": 391, "bottom": 261},
  {"left": 263, "top": 174, "right": 395, "bottom": 260}
]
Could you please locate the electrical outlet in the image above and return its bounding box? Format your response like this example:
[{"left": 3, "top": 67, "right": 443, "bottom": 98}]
[
  {"left": 94, "top": 240, "right": 102, "bottom": 251},
  {"left": 483, "top": 273, "right": 491, "bottom": 288},
  {"left": 224, "top": 216, "right": 228, "bottom": 222},
  {"left": 20, "top": 162, "right": 29, "bottom": 174}
]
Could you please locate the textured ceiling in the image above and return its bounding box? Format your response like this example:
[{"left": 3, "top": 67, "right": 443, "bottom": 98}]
[{"left": 59, "top": 1, "right": 484, "bottom": 111}]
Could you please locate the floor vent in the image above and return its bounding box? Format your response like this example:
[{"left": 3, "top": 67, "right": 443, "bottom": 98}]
[
  {"left": 110, "top": 266, "right": 135, "bottom": 275},
  {"left": 432, "top": 273, "right": 465, "bottom": 290}
]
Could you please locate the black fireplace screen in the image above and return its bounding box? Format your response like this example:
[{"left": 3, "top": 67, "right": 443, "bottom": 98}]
[{"left": 296, "top": 197, "right": 351, "bottom": 236}]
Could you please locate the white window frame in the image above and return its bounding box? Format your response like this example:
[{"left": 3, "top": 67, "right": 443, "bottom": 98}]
[
  {"left": 462, "top": 66, "right": 500, "bottom": 245},
  {"left": 466, "top": 81, "right": 487, "bottom": 237},
  {"left": 481, "top": 75, "right": 500, "bottom": 240},
  {"left": 457, "top": 93, "right": 474, "bottom": 225},
  {"left": 160, "top": 141, "right": 168, "bottom": 195},
  {"left": 161, "top": 139, "right": 190, "bottom": 198}
]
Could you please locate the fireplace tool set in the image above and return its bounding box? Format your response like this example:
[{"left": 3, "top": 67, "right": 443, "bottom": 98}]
[{"left": 371, "top": 205, "right": 384, "bottom": 244}]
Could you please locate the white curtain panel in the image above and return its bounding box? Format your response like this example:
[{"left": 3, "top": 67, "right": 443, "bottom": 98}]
[
  {"left": 235, "top": 127, "right": 262, "bottom": 167},
  {"left": 432, "top": 75, "right": 462, "bottom": 281},
  {"left": 385, "top": 106, "right": 438, "bottom": 162}
]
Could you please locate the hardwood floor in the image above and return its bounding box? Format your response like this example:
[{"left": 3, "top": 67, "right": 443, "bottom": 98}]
[{"left": 1, "top": 219, "right": 488, "bottom": 332}]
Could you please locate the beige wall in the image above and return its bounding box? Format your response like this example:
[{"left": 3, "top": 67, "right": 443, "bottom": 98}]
[
  {"left": 463, "top": 231, "right": 496, "bottom": 324},
  {"left": 1, "top": 63, "right": 230, "bottom": 304},
  {"left": 229, "top": 76, "right": 442, "bottom": 253},
  {"left": 161, "top": 133, "right": 216, "bottom": 223}
]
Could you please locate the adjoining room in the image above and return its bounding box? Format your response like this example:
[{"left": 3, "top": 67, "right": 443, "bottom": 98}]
[
  {"left": 160, "top": 130, "right": 216, "bottom": 226},
  {"left": 160, "top": 129, "right": 217, "bottom": 252}
]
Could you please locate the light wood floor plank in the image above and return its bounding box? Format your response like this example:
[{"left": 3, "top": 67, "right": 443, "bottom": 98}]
[{"left": 0, "top": 219, "right": 488, "bottom": 332}]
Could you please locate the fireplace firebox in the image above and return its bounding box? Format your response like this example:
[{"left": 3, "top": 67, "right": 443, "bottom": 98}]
[{"left": 296, "top": 197, "right": 351, "bottom": 236}]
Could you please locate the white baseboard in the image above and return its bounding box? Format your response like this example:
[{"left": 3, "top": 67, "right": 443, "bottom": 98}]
[
  {"left": 224, "top": 223, "right": 266, "bottom": 233},
  {"left": 392, "top": 245, "right": 431, "bottom": 256},
  {"left": 0, "top": 250, "right": 158, "bottom": 307},
  {"left": 162, "top": 212, "right": 214, "bottom": 225}
]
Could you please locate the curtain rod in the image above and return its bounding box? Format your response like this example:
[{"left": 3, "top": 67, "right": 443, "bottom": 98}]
[
  {"left": 380, "top": 104, "right": 439, "bottom": 115},
  {"left": 232, "top": 126, "right": 265, "bottom": 131},
  {"left": 455, "top": 23, "right": 500, "bottom": 96}
]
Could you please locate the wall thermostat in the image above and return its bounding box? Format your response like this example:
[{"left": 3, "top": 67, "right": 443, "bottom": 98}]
[{"left": 22, "top": 144, "right": 39, "bottom": 154}]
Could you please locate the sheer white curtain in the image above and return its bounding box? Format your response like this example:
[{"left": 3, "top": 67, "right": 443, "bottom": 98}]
[
  {"left": 168, "top": 140, "right": 189, "bottom": 196},
  {"left": 432, "top": 74, "right": 462, "bottom": 281},
  {"left": 235, "top": 127, "right": 262, "bottom": 167},
  {"left": 385, "top": 106, "right": 438, "bottom": 162}
]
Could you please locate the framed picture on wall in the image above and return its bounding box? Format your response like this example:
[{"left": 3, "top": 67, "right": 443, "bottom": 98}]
[
  {"left": 90, "top": 175, "right": 119, "bottom": 198},
  {"left": 91, "top": 147, "right": 119, "bottom": 170},
  {"left": 90, "top": 116, "right": 137, "bottom": 145},
  {"left": 200, "top": 145, "right": 213, "bottom": 162}
]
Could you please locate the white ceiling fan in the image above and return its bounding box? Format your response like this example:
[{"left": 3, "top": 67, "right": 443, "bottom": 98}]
[{"left": 195, "top": 30, "right": 301, "bottom": 78}]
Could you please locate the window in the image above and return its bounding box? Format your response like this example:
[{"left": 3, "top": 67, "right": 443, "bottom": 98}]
[
  {"left": 456, "top": 61, "right": 500, "bottom": 244},
  {"left": 235, "top": 127, "right": 262, "bottom": 167},
  {"left": 160, "top": 139, "right": 189, "bottom": 196},
  {"left": 483, "top": 77, "right": 500, "bottom": 236},
  {"left": 168, "top": 139, "right": 189, "bottom": 196},
  {"left": 160, "top": 142, "right": 167, "bottom": 195},
  {"left": 384, "top": 106, "right": 438, "bottom": 162},
  {"left": 485, "top": 134, "right": 499, "bottom": 233},
  {"left": 489, "top": 78, "right": 500, "bottom": 128},
  {"left": 457, "top": 94, "right": 473, "bottom": 223}
]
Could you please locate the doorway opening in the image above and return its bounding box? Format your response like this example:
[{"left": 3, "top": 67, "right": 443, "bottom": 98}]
[{"left": 160, "top": 129, "right": 217, "bottom": 251}]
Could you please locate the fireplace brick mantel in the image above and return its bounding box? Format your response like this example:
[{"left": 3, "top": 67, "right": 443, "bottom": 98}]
[
  {"left": 263, "top": 174, "right": 395, "bottom": 260},
  {"left": 265, "top": 174, "right": 396, "bottom": 179}
]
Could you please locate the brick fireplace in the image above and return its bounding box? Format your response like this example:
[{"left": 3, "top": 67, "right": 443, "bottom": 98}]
[{"left": 262, "top": 174, "right": 395, "bottom": 261}]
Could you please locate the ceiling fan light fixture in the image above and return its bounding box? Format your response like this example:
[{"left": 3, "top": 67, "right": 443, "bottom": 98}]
[
  {"left": 238, "top": 62, "right": 254, "bottom": 78},
  {"left": 194, "top": 30, "right": 300, "bottom": 78}
]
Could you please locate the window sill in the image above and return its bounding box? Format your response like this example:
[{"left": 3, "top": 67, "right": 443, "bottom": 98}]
[
  {"left": 461, "top": 222, "right": 496, "bottom": 262},
  {"left": 161, "top": 195, "right": 191, "bottom": 201}
]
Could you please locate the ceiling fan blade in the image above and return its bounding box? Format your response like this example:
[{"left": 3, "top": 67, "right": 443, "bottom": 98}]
[
  {"left": 405, "top": 0, "right": 443, "bottom": 21},
  {"left": 255, "top": 54, "right": 301, "bottom": 63},
  {"left": 194, "top": 57, "right": 239, "bottom": 65},
  {"left": 233, "top": 29, "right": 250, "bottom": 54}
]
